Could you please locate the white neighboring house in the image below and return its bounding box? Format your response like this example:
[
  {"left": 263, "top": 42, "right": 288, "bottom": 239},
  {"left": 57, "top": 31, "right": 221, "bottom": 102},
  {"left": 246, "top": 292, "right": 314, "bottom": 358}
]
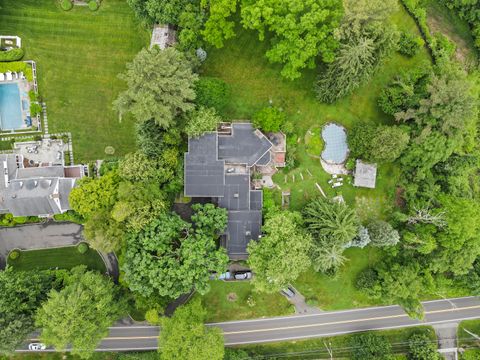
[
  {"left": 0, "top": 141, "right": 84, "bottom": 218},
  {"left": 353, "top": 159, "right": 377, "bottom": 189},
  {"left": 150, "top": 24, "right": 176, "bottom": 50}
]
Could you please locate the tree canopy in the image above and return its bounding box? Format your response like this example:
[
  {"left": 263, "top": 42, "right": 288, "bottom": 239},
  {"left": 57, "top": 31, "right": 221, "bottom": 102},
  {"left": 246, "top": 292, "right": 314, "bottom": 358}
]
[
  {"left": 36, "top": 267, "right": 126, "bottom": 358},
  {"left": 122, "top": 206, "right": 229, "bottom": 299},
  {"left": 113, "top": 47, "right": 197, "bottom": 128},
  {"left": 184, "top": 106, "right": 222, "bottom": 138},
  {"left": 247, "top": 211, "right": 312, "bottom": 293},
  {"left": 159, "top": 299, "right": 224, "bottom": 360},
  {"left": 0, "top": 268, "right": 55, "bottom": 354},
  {"left": 241, "top": 0, "right": 343, "bottom": 80}
]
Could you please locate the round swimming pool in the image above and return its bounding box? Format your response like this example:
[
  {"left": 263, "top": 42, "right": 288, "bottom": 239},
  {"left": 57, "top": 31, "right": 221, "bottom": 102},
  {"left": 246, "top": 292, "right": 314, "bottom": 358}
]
[{"left": 321, "top": 123, "right": 348, "bottom": 164}]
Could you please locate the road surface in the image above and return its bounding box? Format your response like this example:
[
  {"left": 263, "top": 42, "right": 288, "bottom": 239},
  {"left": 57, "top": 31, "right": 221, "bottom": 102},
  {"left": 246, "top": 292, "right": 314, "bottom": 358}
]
[{"left": 19, "top": 296, "right": 480, "bottom": 352}]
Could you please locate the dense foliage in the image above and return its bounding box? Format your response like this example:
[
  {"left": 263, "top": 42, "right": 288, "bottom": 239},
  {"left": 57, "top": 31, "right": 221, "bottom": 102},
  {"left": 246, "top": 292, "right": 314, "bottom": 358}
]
[
  {"left": 350, "top": 332, "right": 392, "bottom": 360},
  {"left": 159, "top": 299, "right": 224, "bottom": 360},
  {"left": 241, "top": 0, "right": 343, "bottom": 79},
  {"left": 36, "top": 266, "right": 126, "bottom": 358},
  {"left": 113, "top": 47, "right": 197, "bottom": 128},
  {"left": 0, "top": 268, "right": 56, "bottom": 354},
  {"left": 247, "top": 211, "right": 312, "bottom": 292},
  {"left": 316, "top": 0, "right": 399, "bottom": 102},
  {"left": 122, "top": 205, "right": 229, "bottom": 299}
]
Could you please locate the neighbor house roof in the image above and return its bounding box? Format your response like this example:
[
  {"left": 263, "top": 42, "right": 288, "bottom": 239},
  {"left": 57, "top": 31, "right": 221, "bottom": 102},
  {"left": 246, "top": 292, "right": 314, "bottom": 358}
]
[
  {"left": 184, "top": 123, "right": 273, "bottom": 258},
  {"left": 0, "top": 154, "right": 83, "bottom": 217},
  {"left": 353, "top": 160, "right": 377, "bottom": 189}
]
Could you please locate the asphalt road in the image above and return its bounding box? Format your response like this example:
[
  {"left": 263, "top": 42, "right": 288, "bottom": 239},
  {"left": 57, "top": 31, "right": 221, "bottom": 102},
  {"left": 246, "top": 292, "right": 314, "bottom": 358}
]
[{"left": 20, "top": 296, "right": 480, "bottom": 352}]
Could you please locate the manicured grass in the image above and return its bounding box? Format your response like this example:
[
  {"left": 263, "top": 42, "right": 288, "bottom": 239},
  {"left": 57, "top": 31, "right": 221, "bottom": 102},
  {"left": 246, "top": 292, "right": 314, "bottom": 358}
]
[
  {"left": 236, "top": 326, "right": 436, "bottom": 359},
  {"left": 8, "top": 244, "right": 107, "bottom": 273},
  {"left": 294, "top": 247, "right": 384, "bottom": 310},
  {"left": 194, "top": 280, "right": 294, "bottom": 322},
  {"left": 0, "top": 0, "right": 150, "bottom": 161}
]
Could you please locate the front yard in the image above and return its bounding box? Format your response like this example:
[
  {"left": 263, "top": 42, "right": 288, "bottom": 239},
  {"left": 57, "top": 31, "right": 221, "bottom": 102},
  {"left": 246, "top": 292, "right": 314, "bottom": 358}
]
[
  {"left": 8, "top": 244, "right": 106, "bottom": 273},
  {"left": 194, "top": 280, "right": 294, "bottom": 322},
  {"left": 0, "top": 0, "right": 150, "bottom": 161}
]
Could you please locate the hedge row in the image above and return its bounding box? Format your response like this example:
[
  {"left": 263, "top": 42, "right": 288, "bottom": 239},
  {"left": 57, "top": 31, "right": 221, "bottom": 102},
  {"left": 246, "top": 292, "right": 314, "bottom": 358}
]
[
  {"left": 0, "top": 61, "right": 33, "bottom": 81},
  {"left": 0, "top": 48, "right": 24, "bottom": 62}
]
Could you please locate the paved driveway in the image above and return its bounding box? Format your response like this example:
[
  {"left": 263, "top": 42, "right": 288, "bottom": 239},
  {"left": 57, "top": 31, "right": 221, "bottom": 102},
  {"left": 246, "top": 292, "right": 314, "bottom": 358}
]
[{"left": 0, "top": 222, "right": 83, "bottom": 268}]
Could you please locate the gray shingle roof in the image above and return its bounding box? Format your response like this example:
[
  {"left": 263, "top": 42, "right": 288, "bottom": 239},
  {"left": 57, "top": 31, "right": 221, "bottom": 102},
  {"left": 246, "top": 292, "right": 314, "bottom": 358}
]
[
  {"left": 16, "top": 166, "right": 65, "bottom": 179},
  {"left": 353, "top": 160, "right": 377, "bottom": 189},
  {"left": 184, "top": 123, "right": 271, "bottom": 258}
]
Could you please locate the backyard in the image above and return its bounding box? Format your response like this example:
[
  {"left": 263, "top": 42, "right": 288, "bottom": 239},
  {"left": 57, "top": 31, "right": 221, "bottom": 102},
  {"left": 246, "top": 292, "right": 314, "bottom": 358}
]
[
  {"left": 8, "top": 244, "right": 107, "bottom": 273},
  {"left": 200, "top": 2, "right": 431, "bottom": 311},
  {"left": 0, "top": 0, "right": 150, "bottom": 161}
]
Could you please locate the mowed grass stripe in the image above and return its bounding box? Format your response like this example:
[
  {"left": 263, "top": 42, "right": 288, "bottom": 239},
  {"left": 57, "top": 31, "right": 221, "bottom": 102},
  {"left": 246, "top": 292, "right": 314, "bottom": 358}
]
[{"left": 0, "top": 0, "right": 149, "bottom": 160}]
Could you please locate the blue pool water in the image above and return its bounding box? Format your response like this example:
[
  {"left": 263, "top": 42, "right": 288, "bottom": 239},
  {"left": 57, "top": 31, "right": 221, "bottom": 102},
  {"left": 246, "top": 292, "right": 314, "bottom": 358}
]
[
  {"left": 321, "top": 123, "right": 348, "bottom": 164},
  {"left": 0, "top": 83, "right": 23, "bottom": 130}
]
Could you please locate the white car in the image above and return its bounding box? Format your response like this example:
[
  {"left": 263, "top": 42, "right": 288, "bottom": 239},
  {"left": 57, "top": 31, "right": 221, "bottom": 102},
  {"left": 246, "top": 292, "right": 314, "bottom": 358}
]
[
  {"left": 234, "top": 271, "right": 252, "bottom": 280},
  {"left": 28, "top": 343, "right": 46, "bottom": 351}
]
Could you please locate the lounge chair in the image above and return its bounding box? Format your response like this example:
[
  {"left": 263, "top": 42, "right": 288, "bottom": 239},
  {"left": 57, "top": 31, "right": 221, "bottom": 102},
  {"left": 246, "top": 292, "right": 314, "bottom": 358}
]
[
  {"left": 5, "top": 72, "right": 12, "bottom": 81},
  {"left": 0, "top": 73, "right": 4, "bottom": 81}
]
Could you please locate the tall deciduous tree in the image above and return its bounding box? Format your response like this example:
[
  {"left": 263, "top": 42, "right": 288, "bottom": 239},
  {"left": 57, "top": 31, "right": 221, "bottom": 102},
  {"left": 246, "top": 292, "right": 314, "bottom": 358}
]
[
  {"left": 247, "top": 211, "right": 312, "bottom": 293},
  {"left": 159, "top": 299, "right": 224, "bottom": 360},
  {"left": 241, "top": 0, "right": 343, "bottom": 80},
  {"left": 0, "top": 268, "right": 55, "bottom": 354},
  {"left": 350, "top": 332, "right": 393, "bottom": 360},
  {"left": 113, "top": 47, "right": 197, "bottom": 128},
  {"left": 366, "top": 220, "right": 400, "bottom": 247},
  {"left": 36, "top": 267, "right": 126, "bottom": 358},
  {"left": 201, "top": 0, "right": 238, "bottom": 48},
  {"left": 122, "top": 208, "right": 228, "bottom": 299}
]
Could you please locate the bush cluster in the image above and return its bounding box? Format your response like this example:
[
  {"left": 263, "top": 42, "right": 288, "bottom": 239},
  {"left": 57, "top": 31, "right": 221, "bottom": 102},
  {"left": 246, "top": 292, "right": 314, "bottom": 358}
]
[
  {"left": 0, "top": 48, "right": 24, "bottom": 62},
  {"left": 77, "top": 242, "right": 89, "bottom": 254},
  {"left": 9, "top": 249, "right": 20, "bottom": 260},
  {"left": 60, "top": 0, "right": 73, "bottom": 11},
  {"left": 88, "top": 1, "right": 99, "bottom": 11},
  {"left": 398, "top": 32, "right": 425, "bottom": 57}
]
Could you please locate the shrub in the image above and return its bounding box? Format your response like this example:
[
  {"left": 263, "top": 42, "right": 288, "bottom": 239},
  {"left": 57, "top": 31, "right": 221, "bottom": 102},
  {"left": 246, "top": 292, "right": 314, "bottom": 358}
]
[
  {"left": 194, "top": 77, "right": 229, "bottom": 113},
  {"left": 306, "top": 298, "right": 319, "bottom": 307},
  {"left": 60, "top": 0, "right": 73, "bottom": 11},
  {"left": 13, "top": 216, "right": 27, "bottom": 224},
  {"left": 398, "top": 32, "right": 424, "bottom": 57},
  {"left": 355, "top": 268, "right": 379, "bottom": 293},
  {"left": 9, "top": 250, "right": 20, "bottom": 260},
  {"left": 28, "top": 90, "right": 38, "bottom": 102},
  {"left": 77, "top": 242, "right": 89, "bottom": 254},
  {"left": 88, "top": 0, "right": 99, "bottom": 11},
  {"left": 0, "top": 62, "right": 33, "bottom": 81},
  {"left": 0, "top": 48, "right": 24, "bottom": 62},
  {"left": 253, "top": 107, "right": 286, "bottom": 133},
  {"left": 30, "top": 103, "right": 42, "bottom": 117}
]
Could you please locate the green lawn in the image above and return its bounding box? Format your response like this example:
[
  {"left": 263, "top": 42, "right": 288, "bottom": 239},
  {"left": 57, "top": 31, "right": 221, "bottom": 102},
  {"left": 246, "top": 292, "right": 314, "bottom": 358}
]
[
  {"left": 294, "top": 247, "right": 384, "bottom": 310},
  {"left": 194, "top": 280, "right": 294, "bottom": 322},
  {"left": 458, "top": 320, "right": 480, "bottom": 349},
  {"left": 8, "top": 244, "right": 107, "bottom": 273},
  {"left": 235, "top": 326, "right": 436, "bottom": 359},
  {"left": 0, "top": 0, "right": 150, "bottom": 161}
]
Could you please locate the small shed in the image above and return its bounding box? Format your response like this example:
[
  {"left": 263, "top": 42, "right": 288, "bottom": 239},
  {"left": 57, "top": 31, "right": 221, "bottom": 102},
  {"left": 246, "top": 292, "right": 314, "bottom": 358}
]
[
  {"left": 150, "top": 24, "right": 176, "bottom": 50},
  {"left": 353, "top": 160, "right": 377, "bottom": 189}
]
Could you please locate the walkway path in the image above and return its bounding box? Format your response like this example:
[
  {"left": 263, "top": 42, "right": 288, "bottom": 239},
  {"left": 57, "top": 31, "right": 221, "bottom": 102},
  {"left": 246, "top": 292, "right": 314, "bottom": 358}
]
[{"left": 435, "top": 323, "right": 459, "bottom": 360}]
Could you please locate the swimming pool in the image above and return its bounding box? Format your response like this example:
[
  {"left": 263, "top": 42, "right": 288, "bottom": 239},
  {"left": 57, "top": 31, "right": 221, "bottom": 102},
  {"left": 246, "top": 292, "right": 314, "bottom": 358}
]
[
  {"left": 0, "top": 83, "right": 23, "bottom": 130},
  {"left": 321, "top": 123, "right": 348, "bottom": 164}
]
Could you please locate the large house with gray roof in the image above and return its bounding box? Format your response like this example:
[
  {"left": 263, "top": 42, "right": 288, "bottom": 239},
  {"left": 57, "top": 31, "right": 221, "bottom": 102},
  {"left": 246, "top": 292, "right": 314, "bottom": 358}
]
[
  {"left": 184, "top": 122, "right": 285, "bottom": 259},
  {"left": 0, "top": 153, "right": 84, "bottom": 217}
]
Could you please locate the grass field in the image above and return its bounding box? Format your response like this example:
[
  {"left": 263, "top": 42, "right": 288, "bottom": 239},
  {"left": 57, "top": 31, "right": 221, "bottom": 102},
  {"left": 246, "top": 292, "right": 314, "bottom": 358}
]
[
  {"left": 8, "top": 244, "right": 107, "bottom": 273},
  {"left": 194, "top": 280, "right": 294, "bottom": 322},
  {"left": 236, "top": 326, "right": 437, "bottom": 359},
  {"left": 0, "top": 0, "right": 150, "bottom": 161}
]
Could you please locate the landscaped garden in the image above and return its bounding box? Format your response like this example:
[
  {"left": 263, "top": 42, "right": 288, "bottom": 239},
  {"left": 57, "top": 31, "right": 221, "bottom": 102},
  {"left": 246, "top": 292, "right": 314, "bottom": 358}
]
[
  {"left": 0, "top": 0, "right": 150, "bottom": 161},
  {"left": 7, "top": 243, "right": 106, "bottom": 273}
]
